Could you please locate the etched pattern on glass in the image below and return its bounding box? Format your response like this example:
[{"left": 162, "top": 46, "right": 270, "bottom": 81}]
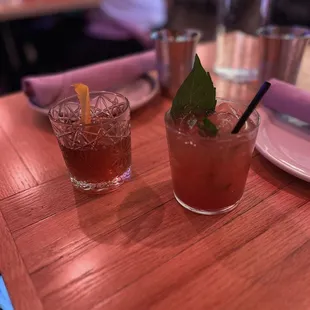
[
  {"left": 49, "top": 92, "right": 130, "bottom": 148},
  {"left": 49, "top": 91, "right": 131, "bottom": 192}
]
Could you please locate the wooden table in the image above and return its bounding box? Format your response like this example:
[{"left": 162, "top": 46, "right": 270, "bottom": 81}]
[
  {"left": 0, "top": 0, "right": 99, "bottom": 21},
  {"left": 0, "top": 42, "right": 310, "bottom": 310}
]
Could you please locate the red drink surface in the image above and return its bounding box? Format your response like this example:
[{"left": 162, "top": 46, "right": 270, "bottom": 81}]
[
  {"left": 165, "top": 105, "right": 258, "bottom": 213},
  {"left": 60, "top": 135, "right": 131, "bottom": 183}
]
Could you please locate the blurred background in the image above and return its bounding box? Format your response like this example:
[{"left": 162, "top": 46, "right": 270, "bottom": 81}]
[{"left": 1, "top": 0, "right": 310, "bottom": 95}]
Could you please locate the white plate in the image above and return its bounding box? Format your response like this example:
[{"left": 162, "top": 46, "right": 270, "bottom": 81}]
[
  {"left": 27, "top": 73, "right": 159, "bottom": 115},
  {"left": 256, "top": 106, "right": 310, "bottom": 182}
]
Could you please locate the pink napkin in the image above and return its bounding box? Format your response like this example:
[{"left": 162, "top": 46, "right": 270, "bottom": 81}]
[
  {"left": 263, "top": 79, "right": 310, "bottom": 124},
  {"left": 22, "top": 50, "right": 156, "bottom": 107}
]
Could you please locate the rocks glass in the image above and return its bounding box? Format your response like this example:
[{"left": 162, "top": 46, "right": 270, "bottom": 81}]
[{"left": 49, "top": 91, "right": 131, "bottom": 193}]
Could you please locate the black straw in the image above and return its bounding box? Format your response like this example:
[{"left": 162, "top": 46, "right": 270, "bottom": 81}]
[{"left": 232, "top": 81, "right": 271, "bottom": 134}]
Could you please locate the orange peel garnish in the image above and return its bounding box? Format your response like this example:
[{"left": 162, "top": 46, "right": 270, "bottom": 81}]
[{"left": 73, "top": 83, "right": 91, "bottom": 124}]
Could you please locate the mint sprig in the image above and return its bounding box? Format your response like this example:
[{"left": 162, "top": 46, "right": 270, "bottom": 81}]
[
  {"left": 171, "top": 54, "right": 217, "bottom": 127},
  {"left": 198, "top": 117, "right": 218, "bottom": 137}
]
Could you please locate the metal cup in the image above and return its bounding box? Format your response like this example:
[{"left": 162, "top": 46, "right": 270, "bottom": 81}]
[
  {"left": 257, "top": 25, "right": 310, "bottom": 85},
  {"left": 151, "top": 29, "right": 202, "bottom": 98}
]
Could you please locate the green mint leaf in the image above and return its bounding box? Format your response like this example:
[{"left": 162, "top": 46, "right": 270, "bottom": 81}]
[
  {"left": 171, "top": 54, "right": 216, "bottom": 120},
  {"left": 198, "top": 117, "right": 218, "bottom": 137}
]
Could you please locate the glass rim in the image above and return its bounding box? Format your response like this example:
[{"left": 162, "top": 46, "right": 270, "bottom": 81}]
[
  {"left": 257, "top": 25, "right": 310, "bottom": 40},
  {"left": 48, "top": 90, "right": 130, "bottom": 126},
  {"left": 165, "top": 99, "right": 260, "bottom": 141},
  {"left": 151, "top": 28, "right": 202, "bottom": 42}
]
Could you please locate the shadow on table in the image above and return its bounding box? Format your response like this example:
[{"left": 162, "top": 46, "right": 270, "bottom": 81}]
[
  {"left": 251, "top": 155, "right": 293, "bottom": 188},
  {"left": 117, "top": 183, "right": 226, "bottom": 248},
  {"left": 31, "top": 111, "right": 54, "bottom": 133},
  {"left": 73, "top": 179, "right": 171, "bottom": 246},
  {"left": 117, "top": 184, "right": 167, "bottom": 244},
  {"left": 251, "top": 155, "right": 310, "bottom": 200},
  {"left": 72, "top": 175, "right": 226, "bottom": 248},
  {"left": 283, "top": 179, "right": 310, "bottom": 201},
  {"left": 182, "top": 207, "right": 227, "bottom": 234}
]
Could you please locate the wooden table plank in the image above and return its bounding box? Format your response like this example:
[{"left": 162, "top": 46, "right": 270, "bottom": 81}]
[
  {"left": 231, "top": 239, "right": 310, "bottom": 310},
  {"left": 94, "top": 181, "right": 310, "bottom": 310},
  {"left": 150, "top": 200, "right": 310, "bottom": 310},
  {"left": 5, "top": 157, "right": 302, "bottom": 310},
  {"left": 0, "top": 93, "right": 66, "bottom": 184},
  {"left": 0, "top": 212, "right": 43, "bottom": 310},
  {"left": 0, "top": 126, "right": 36, "bottom": 200}
]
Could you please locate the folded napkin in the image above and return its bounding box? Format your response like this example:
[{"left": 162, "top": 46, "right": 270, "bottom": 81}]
[
  {"left": 22, "top": 50, "right": 156, "bottom": 107},
  {"left": 263, "top": 78, "right": 310, "bottom": 124}
]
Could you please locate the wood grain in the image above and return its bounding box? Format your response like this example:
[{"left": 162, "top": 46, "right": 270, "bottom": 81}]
[
  {"left": 0, "top": 42, "right": 309, "bottom": 310},
  {"left": 0, "top": 212, "right": 43, "bottom": 310},
  {"left": 11, "top": 165, "right": 173, "bottom": 271},
  {"left": 0, "top": 126, "right": 36, "bottom": 200},
  {"left": 95, "top": 182, "right": 310, "bottom": 310},
  {"left": 150, "top": 200, "right": 310, "bottom": 310},
  {"left": 231, "top": 238, "right": 310, "bottom": 310},
  {"left": 11, "top": 157, "right": 302, "bottom": 310},
  {"left": 0, "top": 93, "right": 66, "bottom": 184}
]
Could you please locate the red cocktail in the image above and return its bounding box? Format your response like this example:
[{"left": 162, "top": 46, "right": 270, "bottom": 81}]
[{"left": 165, "top": 100, "right": 260, "bottom": 215}]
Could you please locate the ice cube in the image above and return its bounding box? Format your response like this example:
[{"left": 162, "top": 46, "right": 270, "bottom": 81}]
[
  {"left": 178, "top": 114, "right": 199, "bottom": 134},
  {"left": 208, "top": 112, "right": 239, "bottom": 136},
  {"left": 187, "top": 115, "right": 198, "bottom": 129},
  {"left": 216, "top": 102, "right": 255, "bottom": 133},
  {"left": 216, "top": 101, "right": 241, "bottom": 118}
]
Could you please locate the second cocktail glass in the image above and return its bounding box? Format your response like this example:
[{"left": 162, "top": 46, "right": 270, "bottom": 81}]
[{"left": 165, "top": 100, "right": 260, "bottom": 215}]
